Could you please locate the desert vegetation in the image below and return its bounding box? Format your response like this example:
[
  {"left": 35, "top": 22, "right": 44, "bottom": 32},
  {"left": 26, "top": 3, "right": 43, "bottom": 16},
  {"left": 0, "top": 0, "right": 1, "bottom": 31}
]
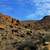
[{"left": 0, "top": 14, "right": 50, "bottom": 50}]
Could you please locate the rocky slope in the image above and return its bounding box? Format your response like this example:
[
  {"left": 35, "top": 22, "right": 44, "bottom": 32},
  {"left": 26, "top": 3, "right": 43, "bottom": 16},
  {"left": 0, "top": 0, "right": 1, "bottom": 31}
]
[{"left": 0, "top": 13, "right": 50, "bottom": 50}]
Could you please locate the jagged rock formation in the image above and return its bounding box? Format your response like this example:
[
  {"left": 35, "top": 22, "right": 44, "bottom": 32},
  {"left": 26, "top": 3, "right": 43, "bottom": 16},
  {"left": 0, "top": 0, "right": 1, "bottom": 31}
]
[{"left": 0, "top": 13, "right": 49, "bottom": 50}]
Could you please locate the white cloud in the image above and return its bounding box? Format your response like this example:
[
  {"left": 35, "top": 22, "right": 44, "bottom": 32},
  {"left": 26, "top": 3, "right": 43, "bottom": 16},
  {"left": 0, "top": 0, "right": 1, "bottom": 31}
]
[
  {"left": 47, "top": 10, "right": 50, "bottom": 15},
  {"left": 15, "top": 0, "right": 50, "bottom": 20},
  {"left": 26, "top": 0, "right": 50, "bottom": 20}
]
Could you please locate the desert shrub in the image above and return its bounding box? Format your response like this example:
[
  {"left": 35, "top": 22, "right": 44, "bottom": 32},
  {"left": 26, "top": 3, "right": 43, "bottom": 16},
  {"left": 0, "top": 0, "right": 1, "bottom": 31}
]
[
  {"left": 9, "top": 25, "right": 13, "bottom": 28},
  {"left": 27, "top": 24, "right": 30, "bottom": 27},
  {"left": 43, "top": 47, "right": 48, "bottom": 50},
  {"left": 16, "top": 20, "right": 20, "bottom": 23},
  {"left": 46, "top": 35, "right": 50, "bottom": 42},
  {"left": 24, "top": 26, "right": 28, "bottom": 28}
]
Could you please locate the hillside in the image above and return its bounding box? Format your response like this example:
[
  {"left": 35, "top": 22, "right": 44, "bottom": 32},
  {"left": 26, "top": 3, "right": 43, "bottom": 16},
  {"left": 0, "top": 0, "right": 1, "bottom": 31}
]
[
  {"left": 22, "top": 16, "right": 50, "bottom": 31},
  {"left": 0, "top": 13, "right": 50, "bottom": 50}
]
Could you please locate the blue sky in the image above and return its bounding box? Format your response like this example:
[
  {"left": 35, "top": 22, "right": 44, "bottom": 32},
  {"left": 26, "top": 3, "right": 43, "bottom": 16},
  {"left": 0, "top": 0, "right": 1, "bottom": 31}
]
[{"left": 0, "top": 0, "right": 50, "bottom": 20}]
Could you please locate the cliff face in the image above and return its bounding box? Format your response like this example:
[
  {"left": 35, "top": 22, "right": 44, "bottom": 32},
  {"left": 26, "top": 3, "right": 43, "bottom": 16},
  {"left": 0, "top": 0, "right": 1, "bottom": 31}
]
[{"left": 0, "top": 14, "right": 50, "bottom": 50}]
